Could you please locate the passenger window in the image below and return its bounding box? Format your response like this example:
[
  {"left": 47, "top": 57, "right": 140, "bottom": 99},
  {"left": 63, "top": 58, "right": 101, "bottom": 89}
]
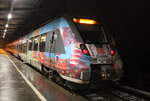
[
  {"left": 25, "top": 41, "right": 28, "bottom": 53},
  {"left": 22, "top": 43, "right": 24, "bottom": 53},
  {"left": 16, "top": 45, "right": 18, "bottom": 49},
  {"left": 22, "top": 42, "right": 27, "bottom": 53},
  {"left": 28, "top": 39, "right": 33, "bottom": 50},
  {"left": 20, "top": 44, "right": 23, "bottom": 52},
  {"left": 40, "top": 34, "right": 46, "bottom": 52},
  {"left": 19, "top": 44, "right": 21, "bottom": 51},
  {"left": 33, "top": 37, "right": 39, "bottom": 51}
]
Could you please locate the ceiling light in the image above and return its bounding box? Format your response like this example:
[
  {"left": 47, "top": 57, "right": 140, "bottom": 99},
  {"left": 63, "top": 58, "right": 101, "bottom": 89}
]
[
  {"left": 3, "top": 33, "right": 6, "bottom": 38},
  {"left": 5, "top": 24, "right": 9, "bottom": 28},
  {"left": 4, "top": 29, "right": 7, "bottom": 32},
  {"left": 8, "top": 13, "right": 12, "bottom": 19}
]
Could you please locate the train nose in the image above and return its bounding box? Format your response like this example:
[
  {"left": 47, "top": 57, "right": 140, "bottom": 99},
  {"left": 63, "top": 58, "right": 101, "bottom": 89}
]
[{"left": 85, "top": 44, "right": 112, "bottom": 64}]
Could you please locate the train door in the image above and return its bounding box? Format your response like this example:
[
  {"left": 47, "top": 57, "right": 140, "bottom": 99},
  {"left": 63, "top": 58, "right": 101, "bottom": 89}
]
[
  {"left": 22, "top": 40, "right": 28, "bottom": 61},
  {"left": 32, "top": 36, "right": 41, "bottom": 70},
  {"left": 47, "top": 31, "right": 57, "bottom": 67},
  {"left": 33, "top": 36, "right": 39, "bottom": 57},
  {"left": 25, "top": 40, "right": 29, "bottom": 62},
  {"left": 26, "top": 38, "right": 33, "bottom": 64},
  {"left": 39, "top": 34, "right": 47, "bottom": 65}
]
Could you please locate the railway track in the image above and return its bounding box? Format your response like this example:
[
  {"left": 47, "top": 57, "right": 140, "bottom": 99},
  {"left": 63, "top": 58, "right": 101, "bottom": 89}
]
[
  {"left": 103, "top": 88, "right": 148, "bottom": 101},
  {"left": 10, "top": 55, "right": 150, "bottom": 101},
  {"left": 69, "top": 87, "right": 149, "bottom": 101},
  {"left": 73, "top": 84, "right": 150, "bottom": 101}
]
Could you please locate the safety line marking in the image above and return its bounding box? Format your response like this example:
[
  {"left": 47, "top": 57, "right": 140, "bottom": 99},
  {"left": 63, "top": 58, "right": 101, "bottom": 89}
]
[{"left": 6, "top": 55, "right": 47, "bottom": 101}]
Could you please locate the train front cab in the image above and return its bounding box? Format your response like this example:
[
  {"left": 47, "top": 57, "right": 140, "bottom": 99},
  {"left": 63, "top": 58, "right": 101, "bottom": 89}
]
[{"left": 62, "top": 17, "right": 123, "bottom": 85}]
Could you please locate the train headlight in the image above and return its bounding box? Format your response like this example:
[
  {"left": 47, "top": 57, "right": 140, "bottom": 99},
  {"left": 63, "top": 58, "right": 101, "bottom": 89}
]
[{"left": 73, "top": 18, "right": 98, "bottom": 24}]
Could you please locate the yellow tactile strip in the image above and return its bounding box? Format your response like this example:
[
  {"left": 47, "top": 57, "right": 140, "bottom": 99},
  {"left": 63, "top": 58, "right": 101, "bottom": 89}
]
[{"left": 0, "top": 48, "right": 8, "bottom": 55}]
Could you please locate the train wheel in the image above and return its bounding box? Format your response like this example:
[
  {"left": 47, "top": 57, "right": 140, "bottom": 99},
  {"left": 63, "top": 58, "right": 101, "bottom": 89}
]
[
  {"left": 42, "top": 66, "right": 49, "bottom": 77},
  {"left": 47, "top": 70, "right": 54, "bottom": 79},
  {"left": 54, "top": 73, "right": 65, "bottom": 86},
  {"left": 65, "top": 81, "right": 81, "bottom": 90}
]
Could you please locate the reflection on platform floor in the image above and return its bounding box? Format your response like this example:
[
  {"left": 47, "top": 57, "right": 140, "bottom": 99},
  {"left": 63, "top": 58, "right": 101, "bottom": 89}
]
[
  {"left": 0, "top": 54, "right": 40, "bottom": 101},
  {"left": 0, "top": 49, "right": 85, "bottom": 101},
  {"left": 0, "top": 49, "right": 8, "bottom": 55},
  {"left": 9, "top": 56, "right": 86, "bottom": 101}
]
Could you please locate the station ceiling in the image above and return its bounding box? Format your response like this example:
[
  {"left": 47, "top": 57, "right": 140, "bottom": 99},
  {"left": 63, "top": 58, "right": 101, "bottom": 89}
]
[
  {"left": 0, "top": 0, "right": 149, "bottom": 74},
  {"left": 0, "top": 0, "right": 148, "bottom": 49},
  {"left": 0, "top": 0, "right": 42, "bottom": 43},
  {"left": 0, "top": 0, "right": 122, "bottom": 45}
]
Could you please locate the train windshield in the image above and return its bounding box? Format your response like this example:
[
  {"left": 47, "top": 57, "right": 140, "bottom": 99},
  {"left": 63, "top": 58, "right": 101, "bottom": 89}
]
[{"left": 76, "top": 24, "right": 108, "bottom": 44}]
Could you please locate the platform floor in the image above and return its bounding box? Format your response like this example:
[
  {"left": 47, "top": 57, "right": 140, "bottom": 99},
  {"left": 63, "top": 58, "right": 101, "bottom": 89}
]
[
  {"left": 0, "top": 50, "right": 86, "bottom": 101},
  {"left": 0, "top": 54, "right": 40, "bottom": 101}
]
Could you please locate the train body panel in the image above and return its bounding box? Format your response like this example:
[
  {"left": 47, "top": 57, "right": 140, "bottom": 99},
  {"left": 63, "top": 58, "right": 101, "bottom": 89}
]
[{"left": 5, "top": 15, "right": 123, "bottom": 84}]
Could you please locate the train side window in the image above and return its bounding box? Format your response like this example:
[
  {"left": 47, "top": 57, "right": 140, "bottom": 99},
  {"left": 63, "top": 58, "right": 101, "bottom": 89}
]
[
  {"left": 25, "top": 41, "right": 28, "bottom": 53},
  {"left": 20, "top": 44, "right": 23, "bottom": 52},
  {"left": 17, "top": 45, "right": 18, "bottom": 50},
  {"left": 16, "top": 45, "right": 18, "bottom": 49},
  {"left": 24, "top": 41, "right": 27, "bottom": 53},
  {"left": 18, "top": 45, "right": 20, "bottom": 51},
  {"left": 33, "top": 37, "right": 39, "bottom": 51},
  {"left": 40, "top": 34, "right": 46, "bottom": 52},
  {"left": 46, "top": 30, "right": 65, "bottom": 53},
  {"left": 45, "top": 31, "right": 54, "bottom": 52},
  {"left": 19, "top": 44, "right": 20, "bottom": 51},
  {"left": 21, "top": 44, "right": 22, "bottom": 51},
  {"left": 28, "top": 39, "right": 33, "bottom": 50},
  {"left": 22, "top": 42, "right": 27, "bottom": 53},
  {"left": 22, "top": 43, "right": 24, "bottom": 53}
]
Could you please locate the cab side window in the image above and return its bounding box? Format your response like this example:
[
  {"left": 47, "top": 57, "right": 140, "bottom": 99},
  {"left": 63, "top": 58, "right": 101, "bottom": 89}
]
[
  {"left": 46, "top": 30, "right": 65, "bottom": 53},
  {"left": 54, "top": 30, "right": 65, "bottom": 53}
]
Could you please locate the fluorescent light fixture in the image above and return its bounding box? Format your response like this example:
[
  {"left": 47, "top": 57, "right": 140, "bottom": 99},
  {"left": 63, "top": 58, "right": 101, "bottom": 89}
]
[
  {"left": 3, "top": 33, "right": 6, "bottom": 38},
  {"left": 5, "top": 24, "right": 9, "bottom": 28},
  {"left": 4, "top": 29, "right": 7, "bottom": 32},
  {"left": 8, "top": 13, "right": 12, "bottom": 19}
]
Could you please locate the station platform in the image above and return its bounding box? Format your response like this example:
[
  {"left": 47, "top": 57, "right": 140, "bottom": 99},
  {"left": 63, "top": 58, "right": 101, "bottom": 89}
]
[
  {"left": 0, "top": 54, "right": 40, "bottom": 101},
  {"left": 0, "top": 49, "right": 85, "bottom": 101}
]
